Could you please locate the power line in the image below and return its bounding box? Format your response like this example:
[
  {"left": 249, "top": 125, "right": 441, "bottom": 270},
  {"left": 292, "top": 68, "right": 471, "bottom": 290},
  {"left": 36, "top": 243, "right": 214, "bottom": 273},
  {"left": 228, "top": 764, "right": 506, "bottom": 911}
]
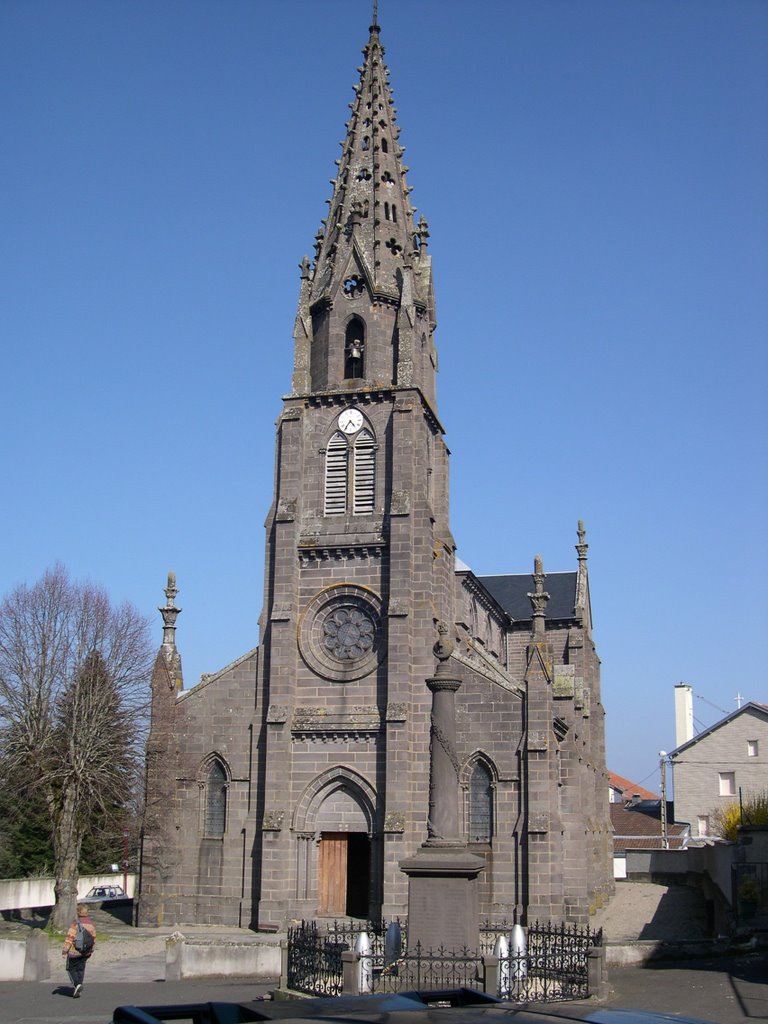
[{"left": 694, "top": 693, "right": 729, "bottom": 715}]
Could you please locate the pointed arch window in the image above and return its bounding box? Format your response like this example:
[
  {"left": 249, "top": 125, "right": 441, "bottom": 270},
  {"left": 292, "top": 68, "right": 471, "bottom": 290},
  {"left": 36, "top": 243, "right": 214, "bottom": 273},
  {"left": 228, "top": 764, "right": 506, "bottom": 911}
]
[
  {"left": 204, "top": 759, "right": 227, "bottom": 837},
  {"left": 344, "top": 318, "right": 365, "bottom": 379},
  {"left": 324, "top": 425, "right": 376, "bottom": 517},
  {"left": 468, "top": 760, "right": 494, "bottom": 843}
]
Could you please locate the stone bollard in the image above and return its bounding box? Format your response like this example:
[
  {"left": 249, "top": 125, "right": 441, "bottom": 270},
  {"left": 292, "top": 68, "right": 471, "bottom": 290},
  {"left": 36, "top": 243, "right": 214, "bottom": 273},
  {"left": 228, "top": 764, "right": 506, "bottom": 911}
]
[
  {"left": 482, "top": 953, "right": 499, "bottom": 997},
  {"left": 164, "top": 931, "right": 185, "bottom": 981},
  {"left": 24, "top": 931, "right": 50, "bottom": 981},
  {"left": 341, "top": 950, "right": 359, "bottom": 994},
  {"left": 279, "top": 938, "right": 289, "bottom": 991},
  {"left": 587, "top": 944, "right": 607, "bottom": 999}
]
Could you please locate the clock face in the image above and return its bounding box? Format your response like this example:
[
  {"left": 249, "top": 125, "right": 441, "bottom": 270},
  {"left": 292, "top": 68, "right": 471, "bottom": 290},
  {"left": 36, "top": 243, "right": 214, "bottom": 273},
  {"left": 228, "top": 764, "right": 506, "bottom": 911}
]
[{"left": 338, "top": 408, "right": 363, "bottom": 434}]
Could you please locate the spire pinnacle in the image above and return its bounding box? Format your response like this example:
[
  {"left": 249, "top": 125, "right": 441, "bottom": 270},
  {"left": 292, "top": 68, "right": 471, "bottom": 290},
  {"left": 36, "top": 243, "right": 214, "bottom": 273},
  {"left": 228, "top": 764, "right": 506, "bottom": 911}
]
[
  {"left": 528, "top": 555, "right": 550, "bottom": 638},
  {"left": 371, "top": 0, "right": 379, "bottom": 29},
  {"left": 159, "top": 571, "right": 181, "bottom": 648},
  {"left": 575, "top": 519, "right": 589, "bottom": 615}
]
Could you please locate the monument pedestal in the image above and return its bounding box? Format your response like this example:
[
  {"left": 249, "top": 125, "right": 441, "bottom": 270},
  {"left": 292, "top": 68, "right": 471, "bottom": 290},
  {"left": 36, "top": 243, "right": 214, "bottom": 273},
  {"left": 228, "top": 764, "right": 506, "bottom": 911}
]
[{"left": 400, "top": 844, "right": 485, "bottom": 951}]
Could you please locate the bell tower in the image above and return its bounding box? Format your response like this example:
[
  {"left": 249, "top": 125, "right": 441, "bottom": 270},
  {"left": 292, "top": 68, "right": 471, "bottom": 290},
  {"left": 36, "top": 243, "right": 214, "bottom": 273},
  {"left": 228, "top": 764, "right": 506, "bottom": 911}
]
[{"left": 253, "top": 11, "right": 456, "bottom": 927}]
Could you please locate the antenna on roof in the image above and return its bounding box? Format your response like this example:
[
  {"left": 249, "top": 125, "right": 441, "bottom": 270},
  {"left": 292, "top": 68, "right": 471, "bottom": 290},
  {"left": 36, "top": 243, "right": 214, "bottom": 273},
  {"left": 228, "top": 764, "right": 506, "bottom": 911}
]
[{"left": 735, "top": 691, "right": 744, "bottom": 708}]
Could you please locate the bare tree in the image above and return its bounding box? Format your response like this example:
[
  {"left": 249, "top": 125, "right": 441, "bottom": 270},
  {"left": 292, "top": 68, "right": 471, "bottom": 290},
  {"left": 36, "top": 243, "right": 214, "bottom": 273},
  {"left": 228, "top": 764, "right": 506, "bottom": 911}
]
[{"left": 0, "top": 565, "right": 152, "bottom": 928}]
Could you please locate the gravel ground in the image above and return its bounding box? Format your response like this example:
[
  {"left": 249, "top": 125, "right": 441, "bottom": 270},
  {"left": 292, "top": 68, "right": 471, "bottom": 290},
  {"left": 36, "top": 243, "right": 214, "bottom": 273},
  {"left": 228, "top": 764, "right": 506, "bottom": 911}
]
[{"left": 592, "top": 879, "right": 710, "bottom": 941}]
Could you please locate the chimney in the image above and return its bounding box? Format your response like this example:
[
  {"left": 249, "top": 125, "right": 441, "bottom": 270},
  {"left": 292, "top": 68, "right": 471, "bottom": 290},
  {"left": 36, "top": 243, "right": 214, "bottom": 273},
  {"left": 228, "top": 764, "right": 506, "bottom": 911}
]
[{"left": 674, "top": 682, "right": 694, "bottom": 746}]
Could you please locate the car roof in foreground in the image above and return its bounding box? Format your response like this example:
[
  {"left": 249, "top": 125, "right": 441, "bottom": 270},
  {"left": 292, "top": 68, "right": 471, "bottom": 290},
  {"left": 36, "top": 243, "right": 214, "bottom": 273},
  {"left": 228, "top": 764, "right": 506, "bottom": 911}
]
[{"left": 112, "top": 988, "right": 715, "bottom": 1024}]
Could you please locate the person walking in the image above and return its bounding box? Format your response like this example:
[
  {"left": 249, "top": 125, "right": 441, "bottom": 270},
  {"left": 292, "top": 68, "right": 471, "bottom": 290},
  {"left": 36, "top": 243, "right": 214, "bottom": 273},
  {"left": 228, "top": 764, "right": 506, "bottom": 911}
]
[{"left": 62, "top": 903, "right": 96, "bottom": 997}]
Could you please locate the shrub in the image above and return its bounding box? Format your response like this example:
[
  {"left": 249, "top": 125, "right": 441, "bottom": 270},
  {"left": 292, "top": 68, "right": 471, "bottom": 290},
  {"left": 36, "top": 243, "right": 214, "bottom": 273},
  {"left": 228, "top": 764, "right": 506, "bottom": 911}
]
[{"left": 711, "top": 789, "right": 768, "bottom": 841}]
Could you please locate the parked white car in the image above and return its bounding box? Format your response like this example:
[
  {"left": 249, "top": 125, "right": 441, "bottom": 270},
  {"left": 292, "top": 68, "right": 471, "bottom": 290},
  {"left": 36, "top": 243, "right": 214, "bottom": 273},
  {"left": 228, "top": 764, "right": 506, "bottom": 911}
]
[{"left": 81, "top": 884, "right": 127, "bottom": 903}]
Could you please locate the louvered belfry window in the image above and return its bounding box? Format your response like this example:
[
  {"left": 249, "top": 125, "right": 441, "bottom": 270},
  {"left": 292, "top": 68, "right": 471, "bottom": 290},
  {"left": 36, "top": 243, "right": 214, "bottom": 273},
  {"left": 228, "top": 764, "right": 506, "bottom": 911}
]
[
  {"left": 468, "top": 761, "right": 493, "bottom": 843},
  {"left": 324, "top": 431, "right": 349, "bottom": 515},
  {"left": 353, "top": 429, "right": 375, "bottom": 513},
  {"left": 324, "top": 426, "right": 375, "bottom": 515}
]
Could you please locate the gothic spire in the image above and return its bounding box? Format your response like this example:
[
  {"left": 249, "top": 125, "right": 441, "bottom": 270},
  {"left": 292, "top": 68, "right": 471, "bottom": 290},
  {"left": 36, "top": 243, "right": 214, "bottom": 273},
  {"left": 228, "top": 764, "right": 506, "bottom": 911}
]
[{"left": 308, "top": 16, "right": 422, "bottom": 304}]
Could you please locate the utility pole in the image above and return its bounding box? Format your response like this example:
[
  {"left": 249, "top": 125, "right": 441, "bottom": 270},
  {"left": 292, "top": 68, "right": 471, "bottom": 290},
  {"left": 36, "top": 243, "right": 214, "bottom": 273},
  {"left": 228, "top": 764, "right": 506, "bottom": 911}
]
[{"left": 659, "top": 752, "right": 669, "bottom": 850}]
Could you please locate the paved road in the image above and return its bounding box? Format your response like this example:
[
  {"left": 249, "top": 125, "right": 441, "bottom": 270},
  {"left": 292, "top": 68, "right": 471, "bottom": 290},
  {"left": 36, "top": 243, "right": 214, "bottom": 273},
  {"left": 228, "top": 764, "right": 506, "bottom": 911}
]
[
  {"left": 0, "top": 951, "right": 765, "bottom": 1023},
  {"left": 0, "top": 976, "right": 277, "bottom": 1023},
  {"left": 603, "top": 952, "right": 768, "bottom": 1023}
]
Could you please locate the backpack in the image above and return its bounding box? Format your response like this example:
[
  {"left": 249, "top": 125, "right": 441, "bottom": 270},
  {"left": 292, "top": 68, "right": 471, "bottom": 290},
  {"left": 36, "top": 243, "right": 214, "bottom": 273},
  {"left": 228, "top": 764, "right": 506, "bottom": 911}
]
[{"left": 74, "top": 921, "right": 94, "bottom": 956}]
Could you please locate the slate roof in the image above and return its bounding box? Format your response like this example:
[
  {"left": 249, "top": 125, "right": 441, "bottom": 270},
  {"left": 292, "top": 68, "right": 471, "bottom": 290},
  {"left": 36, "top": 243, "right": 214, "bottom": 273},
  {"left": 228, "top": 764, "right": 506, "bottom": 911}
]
[
  {"left": 610, "top": 803, "right": 688, "bottom": 853},
  {"left": 477, "top": 572, "right": 578, "bottom": 623}
]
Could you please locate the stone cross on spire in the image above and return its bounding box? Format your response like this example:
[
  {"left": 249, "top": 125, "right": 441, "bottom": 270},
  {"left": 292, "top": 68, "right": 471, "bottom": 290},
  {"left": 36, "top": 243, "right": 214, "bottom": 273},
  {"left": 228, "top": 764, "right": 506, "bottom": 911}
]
[{"left": 159, "top": 571, "right": 181, "bottom": 648}]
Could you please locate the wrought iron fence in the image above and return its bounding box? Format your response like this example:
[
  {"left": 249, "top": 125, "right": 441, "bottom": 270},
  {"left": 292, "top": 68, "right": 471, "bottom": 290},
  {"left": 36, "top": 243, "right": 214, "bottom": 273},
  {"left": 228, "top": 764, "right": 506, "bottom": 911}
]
[
  {"left": 286, "top": 919, "right": 404, "bottom": 998},
  {"left": 286, "top": 917, "right": 601, "bottom": 1002},
  {"left": 500, "top": 920, "right": 601, "bottom": 1002},
  {"left": 479, "top": 918, "right": 517, "bottom": 954},
  {"left": 370, "top": 942, "right": 483, "bottom": 994},
  {"left": 286, "top": 919, "right": 346, "bottom": 996}
]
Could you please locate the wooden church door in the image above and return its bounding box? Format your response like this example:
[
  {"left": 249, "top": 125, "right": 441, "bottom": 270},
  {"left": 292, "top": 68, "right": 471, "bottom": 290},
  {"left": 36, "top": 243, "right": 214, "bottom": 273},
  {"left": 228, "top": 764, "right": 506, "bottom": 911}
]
[
  {"left": 317, "top": 832, "right": 348, "bottom": 916},
  {"left": 317, "top": 832, "right": 371, "bottom": 917}
]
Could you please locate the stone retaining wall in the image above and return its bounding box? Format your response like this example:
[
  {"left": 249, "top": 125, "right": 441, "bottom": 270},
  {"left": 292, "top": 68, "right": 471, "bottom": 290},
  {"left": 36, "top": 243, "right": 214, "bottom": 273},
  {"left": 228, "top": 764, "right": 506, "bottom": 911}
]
[{"left": 165, "top": 934, "right": 281, "bottom": 980}]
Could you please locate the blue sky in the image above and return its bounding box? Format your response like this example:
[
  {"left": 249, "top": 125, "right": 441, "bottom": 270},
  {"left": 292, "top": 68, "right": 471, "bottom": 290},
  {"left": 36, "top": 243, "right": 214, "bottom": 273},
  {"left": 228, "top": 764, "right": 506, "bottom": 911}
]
[{"left": 2, "top": 0, "right": 766, "bottom": 791}]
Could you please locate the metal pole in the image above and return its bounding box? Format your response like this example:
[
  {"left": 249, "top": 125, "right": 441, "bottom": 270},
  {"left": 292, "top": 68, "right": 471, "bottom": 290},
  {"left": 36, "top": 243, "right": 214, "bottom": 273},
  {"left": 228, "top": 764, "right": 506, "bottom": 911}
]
[
  {"left": 659, "top": 752, "right": 669, "bottom": 850},
  {"left": 123, "top": 828, "right": 129, "bottom": 894}
]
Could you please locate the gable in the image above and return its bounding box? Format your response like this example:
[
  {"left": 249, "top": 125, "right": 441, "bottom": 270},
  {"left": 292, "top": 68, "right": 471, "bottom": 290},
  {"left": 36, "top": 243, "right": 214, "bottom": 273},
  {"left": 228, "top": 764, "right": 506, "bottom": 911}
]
[{"left": 670, "top": 702, "right": 768, "bottom": 758}]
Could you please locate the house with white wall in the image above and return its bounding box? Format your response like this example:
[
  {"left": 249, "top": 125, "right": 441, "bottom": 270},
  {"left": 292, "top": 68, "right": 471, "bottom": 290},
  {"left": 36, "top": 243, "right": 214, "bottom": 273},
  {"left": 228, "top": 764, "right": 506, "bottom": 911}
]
[{"left": 669, "top": 684, "right": 768, "bottom": 837}]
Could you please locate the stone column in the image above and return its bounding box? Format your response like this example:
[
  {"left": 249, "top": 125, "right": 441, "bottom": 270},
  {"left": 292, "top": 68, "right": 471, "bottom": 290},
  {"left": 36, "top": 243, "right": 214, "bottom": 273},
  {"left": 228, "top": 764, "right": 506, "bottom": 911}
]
[
  {"left": 425, "top": 626, "right": 462, "bottom": 845},
  {"left": 400, "top": 623, "right": 485, "bottom": 951}
]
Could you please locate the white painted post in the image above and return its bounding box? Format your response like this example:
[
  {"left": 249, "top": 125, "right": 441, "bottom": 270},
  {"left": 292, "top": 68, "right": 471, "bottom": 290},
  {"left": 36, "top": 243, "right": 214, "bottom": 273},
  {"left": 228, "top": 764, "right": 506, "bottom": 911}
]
[
  {"left": 354, "top": 930, "right": 372, "bottom": 993},
  {"left": 493, "top": 934, "right": 509, "bottom": 998},
  {"left": 510, "top": 923, "right": 527, "bottom": 980}
]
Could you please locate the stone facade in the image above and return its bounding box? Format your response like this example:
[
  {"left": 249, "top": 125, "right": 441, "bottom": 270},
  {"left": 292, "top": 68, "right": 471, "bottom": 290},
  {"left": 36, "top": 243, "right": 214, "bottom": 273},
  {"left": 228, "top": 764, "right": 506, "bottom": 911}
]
[{"left": 138, "top": 15, "right": 613, "bottom": 932}]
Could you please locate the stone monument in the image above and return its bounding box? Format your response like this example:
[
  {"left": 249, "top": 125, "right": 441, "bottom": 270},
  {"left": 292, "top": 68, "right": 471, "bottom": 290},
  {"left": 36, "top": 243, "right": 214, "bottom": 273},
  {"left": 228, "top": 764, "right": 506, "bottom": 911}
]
[{"left": 400, "top": 623, "right": 485, "bottom": 950}]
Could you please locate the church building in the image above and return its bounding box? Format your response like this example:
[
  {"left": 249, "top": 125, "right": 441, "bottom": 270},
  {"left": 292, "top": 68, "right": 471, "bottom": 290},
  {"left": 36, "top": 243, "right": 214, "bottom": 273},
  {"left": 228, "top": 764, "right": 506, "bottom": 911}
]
[{"left": 138, "top": 12, "right": 612, "bottom": 932}]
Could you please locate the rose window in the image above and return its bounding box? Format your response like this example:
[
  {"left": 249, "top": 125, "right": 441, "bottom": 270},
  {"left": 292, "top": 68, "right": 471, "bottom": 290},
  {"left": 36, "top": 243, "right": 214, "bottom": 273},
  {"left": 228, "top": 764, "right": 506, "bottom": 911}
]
[
  {"left": 299, "top": 585, "right": 385, "bottom": 681},
  {"left": 323, "top": 607, "right": 375, "bottom": 661}
]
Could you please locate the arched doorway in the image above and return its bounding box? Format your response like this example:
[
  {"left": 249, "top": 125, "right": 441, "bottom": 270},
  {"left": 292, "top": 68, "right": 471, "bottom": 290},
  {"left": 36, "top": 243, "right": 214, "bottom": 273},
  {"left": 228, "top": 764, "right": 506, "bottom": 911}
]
[{"left": 295, "top": 768, "right": 377, "bottom": 919}]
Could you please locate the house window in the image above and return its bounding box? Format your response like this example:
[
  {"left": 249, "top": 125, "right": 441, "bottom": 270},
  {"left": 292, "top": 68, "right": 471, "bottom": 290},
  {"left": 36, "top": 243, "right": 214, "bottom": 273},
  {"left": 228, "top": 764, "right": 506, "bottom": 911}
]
[
  {"left": 719, "top": 771, "right": 736, "bottom": 797},
  {"left": 324, "top": 426, "right": 376, "bottom": 516},
  {"left": 205, "top": 760, "right": 227, "bottom": 836},
  {"left": 697, "top": 815, "right": 709, "bottom": 837},
  {"left": 748, "top": 740, "right": 759, "bottom": 757},
  {"left": 468, "top": 761, "right": 493, "bottom": 843}
]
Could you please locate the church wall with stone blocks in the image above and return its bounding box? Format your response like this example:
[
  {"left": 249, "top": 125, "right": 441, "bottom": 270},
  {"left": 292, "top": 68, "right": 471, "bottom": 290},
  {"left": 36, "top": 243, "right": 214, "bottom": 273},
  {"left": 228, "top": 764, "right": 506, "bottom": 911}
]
[{"left": 138, "top": 13, "right": 613, "bottom": 935}]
